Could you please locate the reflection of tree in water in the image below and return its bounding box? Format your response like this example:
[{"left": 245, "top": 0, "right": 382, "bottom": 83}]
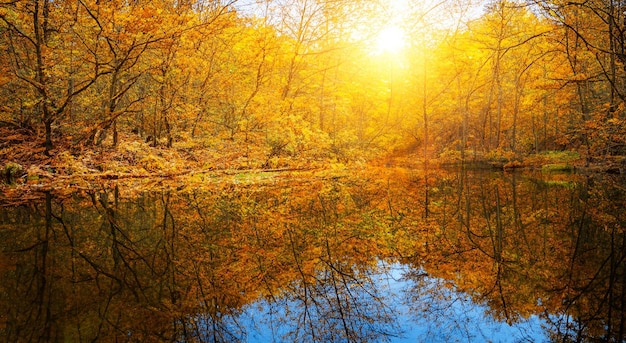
[
  {"left": 186, "top": 310, "right": 245, "bottom": 342},
  {"left": 540, "top": 176, "right": 626, "bottom": 343},
  {"left": 406, "top": 169, "right": 626, "bottom": 343},
  {"left": 241, "top": 178, "right": 404, "bottom": 343},
  {"left": 0, "top": 169, "right": 625, "bottom": 342},
  {"left": 401, "top": 267, "right": 544, "bottom": 342},
  {"left": 0, "top": 186, "right": 252, "bottom": 342},
  {"left": 2, "top": 177, "right": 390, "bottom": 342},
  {"left": 239, "top": 262, "right": 400, "bottom": 342},
  {"left": 259, "top": 248, "right": 400, "bottom": 342}
]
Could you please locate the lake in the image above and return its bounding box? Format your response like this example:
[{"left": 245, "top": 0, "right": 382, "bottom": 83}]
[{"left": 0, "top": 167, "right": 624, "bottom": 342}]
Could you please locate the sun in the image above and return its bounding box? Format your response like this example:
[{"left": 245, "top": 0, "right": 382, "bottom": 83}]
[{"left": 374, "top": 25, "right": 406, "bottom": 54}]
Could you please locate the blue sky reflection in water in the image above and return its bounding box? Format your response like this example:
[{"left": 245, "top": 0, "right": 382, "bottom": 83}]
[{"left": 198, "top": 262, "right": 548, "bottom": 343}]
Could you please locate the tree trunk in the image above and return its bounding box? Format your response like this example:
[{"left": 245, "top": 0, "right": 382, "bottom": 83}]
[
  {"left": 44, "top": 116, "right": 53, "bottom": 154},
  {"left": 34, "top": 0, "right": 54, "bottom": 154}
]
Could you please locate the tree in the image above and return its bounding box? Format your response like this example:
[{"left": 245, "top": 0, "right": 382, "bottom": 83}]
[
  {"left": 532, "top": 0, "right": 626, "bottom": 156},
  {"left": 0, "top": 0, "right": 104, "bottom": 152}
]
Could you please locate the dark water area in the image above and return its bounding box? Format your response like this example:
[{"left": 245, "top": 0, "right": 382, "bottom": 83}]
[{"left": 0, "top": 168, "right": 625, "bottom": 342}]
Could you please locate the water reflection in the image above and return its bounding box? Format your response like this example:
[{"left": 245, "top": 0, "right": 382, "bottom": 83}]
[
  {"left": 241, "top": 262, "right": 547, "bottom": 342},
  {"left": 0, "top": 168, "right": 624, "bottom": 342}
]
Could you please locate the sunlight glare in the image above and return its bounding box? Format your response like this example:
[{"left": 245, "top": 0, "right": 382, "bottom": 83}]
[{"left": 374, "top": 26, "right": 406, "bottom": 54}]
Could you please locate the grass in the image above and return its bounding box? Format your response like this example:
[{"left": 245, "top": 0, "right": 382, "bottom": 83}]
[{"left": 539, "top": 150, "right": 580, "bottom": 163}]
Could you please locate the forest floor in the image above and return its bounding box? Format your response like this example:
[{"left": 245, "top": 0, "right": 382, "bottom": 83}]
[
  {"left": 1, "top": 125, "right": 624, "bottom": 203},
  {"left": 0, "top": 126, "right": 342, "bottom": 204}
]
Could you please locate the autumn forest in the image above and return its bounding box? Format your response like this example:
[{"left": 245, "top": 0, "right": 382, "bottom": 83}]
[
  {"left": 1, "top": 1, "right": 626, "bottom": 342},
  {"left": 1, "top": 0, "right": 626, "bottom": 180}
]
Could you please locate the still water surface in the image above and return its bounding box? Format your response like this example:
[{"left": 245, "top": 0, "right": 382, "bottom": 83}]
[{"left": 0, "top": 168, "right": 624, "bottom": 342}]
